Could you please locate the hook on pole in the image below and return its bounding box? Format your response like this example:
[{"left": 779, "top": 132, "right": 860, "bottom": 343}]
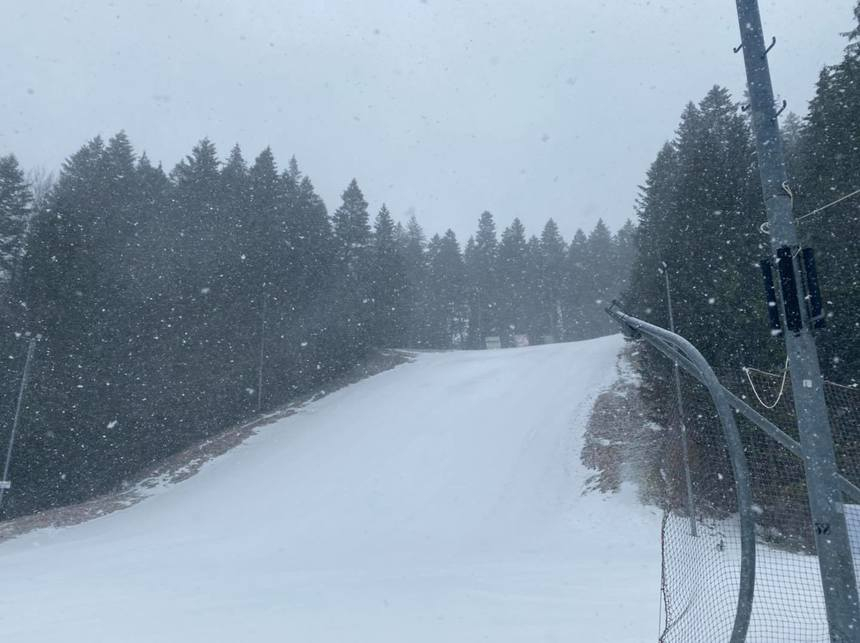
[
  {"left": 733, "top": 42, "right": 744, "bottom": 53},
  {"left": 762, "top": 36, "right": 776, "bottom": 57},
  {"left": 775, "top": 99, "right": 787, "bottom": 117}
]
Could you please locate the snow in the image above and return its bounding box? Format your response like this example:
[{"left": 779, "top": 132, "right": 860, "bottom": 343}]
[{"left": 0, "top": 334, "right": 661, "bottom": 642}]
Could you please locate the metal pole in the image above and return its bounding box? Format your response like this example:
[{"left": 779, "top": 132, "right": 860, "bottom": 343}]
[
  {"left": 0, "top": 338, "right": 37, "bottom": 512},
  {"left": 663, "top": 266, "right": 698, "bottom": 537},
  {"left": 257, "top": 291, "right": 267, "bottom": 413},
  {"left": 734, "top": 2, "right": 860, "bottom": 638}
]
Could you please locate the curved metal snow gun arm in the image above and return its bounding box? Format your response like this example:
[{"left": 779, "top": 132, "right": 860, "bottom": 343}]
[{"left": 606, "top": 304, "right": 755, "bottom": 643}]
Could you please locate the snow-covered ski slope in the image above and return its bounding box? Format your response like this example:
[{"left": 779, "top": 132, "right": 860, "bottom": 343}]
[{"left": 0, "top": 335, "right": 661, "bottom": 642}]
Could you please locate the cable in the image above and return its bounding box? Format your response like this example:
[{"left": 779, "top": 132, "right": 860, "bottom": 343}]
[
  {"left": 743, "top": 362, "right": 858, "bottom": 391},
  {"left": 758, "top": 186, "right": 860, "bottom": 235},
  {"left": 743, "top": 357, "right": 789, "bottom": 410},
  {"left": 824, "top": 379, "right": 860, "bottom": 390},
  {"left": 796, "top": 187, "right": 860, "bottom": 224}
]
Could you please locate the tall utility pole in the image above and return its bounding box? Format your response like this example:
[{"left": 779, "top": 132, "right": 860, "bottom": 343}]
[
  {"left": 734, "top": 1, "right": 860, "bottom": 639},
  {"left": 661, "top": 262, "right": 697, "bottom": 537}
]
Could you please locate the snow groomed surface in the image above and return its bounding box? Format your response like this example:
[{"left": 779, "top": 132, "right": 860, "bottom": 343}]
[{"left": 0, "top": 335, "right": 661, "bottom": 642}]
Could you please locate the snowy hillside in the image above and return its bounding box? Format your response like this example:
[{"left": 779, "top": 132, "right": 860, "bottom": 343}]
[{"left": 0, "top": 335, "right": 661, "bottom": 642}]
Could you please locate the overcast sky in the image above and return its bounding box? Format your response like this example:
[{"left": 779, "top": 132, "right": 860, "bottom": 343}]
[{"left": 2, "top": 0, "right": 856, "bottom": 242}]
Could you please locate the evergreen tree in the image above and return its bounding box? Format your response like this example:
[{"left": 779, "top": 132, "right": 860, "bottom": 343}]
[
  {"left": 0, "top": 130, "right": 649, "bottom": 519},
  {"left": 132, "top": 153, "right": 171, "bottom": 302},
  {"left": 794, "top": 13, "right": 860, "bottom": 381},
  {"left": 245, "top": 148, "right": 292, "bottom": 409},
  {"left": 627, "top": 88, "right": 770, "bottom": 370},
  {"left": 624, "top": 88, "right": 779, "bottom": 515},
  {"left": 425, "top": 229, "right": 466, "bottom": 348},
  {"left": 330, "top": 179, "right": 373, "bottom": 358},
  {"left": 523, "top": 234, "right": 544, "bottom": 341},
  {"left": 846, "top": 0, "right": 860, "bottom": 44},
  {"left": 536, "top": 218, "right": 566, "bottom": 341},
  {"left": 167, "top": 139, "right": 225, "bottom": 408},
  {"left": 465, "top": 211, "right": 499, "bottom": 347},
  {"left": 371, "top": 204, "right": 407, "bottom": 347},
  {"left": 332, "top": 178, "right": 371, "bottom": 268},
  {"left": 0, "top": 155, "right": 32, "bottom": 291},
  {"left": 497, "top": 218, "right": 529, "bottom": 344},
  {"left": 561, "top": 228, "right": 589, "bottom": 340},
  {"left": 276, "top": 161, "right": 334, "bottom": 392},
  {"left": 216, "top": 144, "right": 253, "bottom": 383},
  {"left": 398, "top": 214, "right": 428, "bottom": 347},
  {"left": 248, "top": 147, "right": 285, "bottom": 294},
  {"left": 625, "top": 142, "right": 679, "bottom": 326},
  {"left": 171, "top": 138, "right": 222, "bottom": 259},
  {"left": 289, "top": 173, "right": 333, "bottom": 310},
  {"left": 16, "top": 133, "right": 152, "bottom": 510},
  {"left": 220, "top": 144, "right": 250, "bottom": 278},
  {"left": 583, "top": 218, "right": 616, "bottom": 337}
]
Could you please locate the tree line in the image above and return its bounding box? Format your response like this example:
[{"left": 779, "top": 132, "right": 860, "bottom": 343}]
[
  {"left": 625, "top": 5, "right": 860, "bottom": 536},
  {"left": 0, "top": 135, "right": 634, "bottom": 517}
]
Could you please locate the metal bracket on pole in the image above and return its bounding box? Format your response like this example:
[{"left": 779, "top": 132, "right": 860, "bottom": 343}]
[{"left": 775, "top": 99, "right": 788, "bottom": 118}]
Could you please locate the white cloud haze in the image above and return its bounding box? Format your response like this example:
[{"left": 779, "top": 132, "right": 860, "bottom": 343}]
[{"left": 2, "top": 0, "right": 855, "bottom": 240}]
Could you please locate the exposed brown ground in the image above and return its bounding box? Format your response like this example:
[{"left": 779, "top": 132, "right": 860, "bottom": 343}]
[{"left": 580, "top": 345, "right": 652, "bottom": 495}]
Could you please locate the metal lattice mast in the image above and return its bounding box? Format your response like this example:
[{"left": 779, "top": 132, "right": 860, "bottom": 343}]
[{"left": 734, "top": 1, "right": 860, "bottom": 639}]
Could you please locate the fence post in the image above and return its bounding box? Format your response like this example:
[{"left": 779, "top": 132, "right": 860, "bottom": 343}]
[
  {"left": 734, "top": 1, "right": 860, "bottom": 638},
  {"left": 661, "top": 263, "right": 697, "bottom": 537},
  {"left": 257, "top": 290, "right": 267, "bottom": 414}
]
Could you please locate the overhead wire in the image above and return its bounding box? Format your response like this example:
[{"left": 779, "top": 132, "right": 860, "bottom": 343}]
[
  {"left": 795, "top": 187, "right": 860, "bottom": 225},
  {"left": 759, "top": 185, "right": 860, "bottom": 236}
]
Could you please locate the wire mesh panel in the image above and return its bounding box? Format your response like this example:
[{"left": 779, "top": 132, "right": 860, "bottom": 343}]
[
  {"left": 729, "top": 367, "right": 828, "bottom": 642},
  {"left": 610, "top": 306, "right": 860, "bottom": 641},
  {"left": 830, "top": 381, "right": 860, "bottom": 633},
  {"left": 655, "top": 366, "right": 860, "bottom": 642},
  {"left": 827, "top": 382, "right": 860, "bottom": 491},
  {"left": 657, "top": 374, "right": 746, "bottom": 642}
]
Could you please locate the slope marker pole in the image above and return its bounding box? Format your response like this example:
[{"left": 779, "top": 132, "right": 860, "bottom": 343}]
[{"left": 0, "top": 338, "right": 37, "bottom": 513}]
